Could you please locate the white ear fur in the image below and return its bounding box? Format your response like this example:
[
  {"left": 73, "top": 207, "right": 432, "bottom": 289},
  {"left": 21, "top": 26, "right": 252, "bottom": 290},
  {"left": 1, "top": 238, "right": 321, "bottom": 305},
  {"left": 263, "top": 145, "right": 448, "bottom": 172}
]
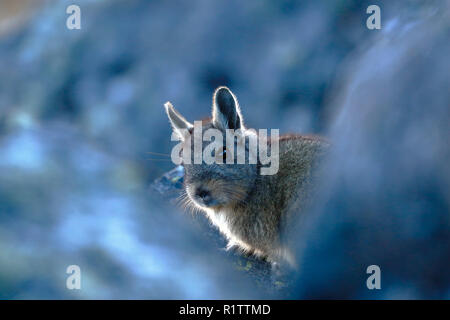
[
  {"left": 212, "top": 87, "right": 245, "bottom": 130},
  {"left": 164, "top": 102, "right": 193, "bottom": 139}
]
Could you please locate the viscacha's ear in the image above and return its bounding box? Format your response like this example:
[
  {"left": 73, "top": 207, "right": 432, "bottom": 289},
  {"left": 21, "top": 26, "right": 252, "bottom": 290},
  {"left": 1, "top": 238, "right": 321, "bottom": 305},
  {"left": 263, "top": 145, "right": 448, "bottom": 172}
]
[
  {"left": 212, "top": 87, "right": 244, "bottom": 131},
  {"left": 164, "top": 101, "right": 193, "bottom": 140}
]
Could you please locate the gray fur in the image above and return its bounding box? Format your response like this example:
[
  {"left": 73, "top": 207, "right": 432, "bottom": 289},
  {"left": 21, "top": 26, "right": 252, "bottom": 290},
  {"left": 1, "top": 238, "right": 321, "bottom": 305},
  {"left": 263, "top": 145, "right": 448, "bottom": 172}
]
[{"left": 165, "top": 87, "right": 329, "bottom": 265}]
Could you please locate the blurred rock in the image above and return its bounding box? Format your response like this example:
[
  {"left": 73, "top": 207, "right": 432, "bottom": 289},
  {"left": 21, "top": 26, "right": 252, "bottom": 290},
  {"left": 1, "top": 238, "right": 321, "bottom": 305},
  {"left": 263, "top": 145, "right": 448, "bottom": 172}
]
[
  {"left": 0, "top": 0, "right": 44, "bottom": 37},
  {"left": 292, "top": 4, "right": 450, "bottom": 299}
]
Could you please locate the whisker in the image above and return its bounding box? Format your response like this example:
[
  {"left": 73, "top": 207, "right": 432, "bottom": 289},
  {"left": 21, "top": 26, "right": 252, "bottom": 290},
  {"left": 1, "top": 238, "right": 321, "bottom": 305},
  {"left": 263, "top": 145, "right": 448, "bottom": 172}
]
[
  {"left": 146, "top": 158, "right": 174, "bottom": 162},
  {"left": 146, "top": 151, "right": 171, "bottom": 157},
  {"left": 176, "top": 190, "right": 197, "bottom": 216}
]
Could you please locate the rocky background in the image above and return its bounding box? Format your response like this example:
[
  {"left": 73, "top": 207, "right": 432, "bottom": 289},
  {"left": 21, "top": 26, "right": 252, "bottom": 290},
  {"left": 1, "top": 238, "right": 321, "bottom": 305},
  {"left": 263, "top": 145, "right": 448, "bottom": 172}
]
[{"left": 0, "top": 0, "right": 448, "bottom": 298}]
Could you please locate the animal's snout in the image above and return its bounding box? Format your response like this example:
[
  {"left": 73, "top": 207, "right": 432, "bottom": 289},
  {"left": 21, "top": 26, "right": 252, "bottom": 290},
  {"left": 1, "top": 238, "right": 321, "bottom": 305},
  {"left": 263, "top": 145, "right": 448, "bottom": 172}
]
[
  {"left": 194, "top": 187, "right": 216, "bottom": 206},
  {"left": 196, "top": 188, "right": 211, "bottom": 201}
]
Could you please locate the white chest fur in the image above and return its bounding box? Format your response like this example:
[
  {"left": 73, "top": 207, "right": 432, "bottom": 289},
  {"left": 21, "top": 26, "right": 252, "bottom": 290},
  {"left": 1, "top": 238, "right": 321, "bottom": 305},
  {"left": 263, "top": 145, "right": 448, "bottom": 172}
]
[{"left": 203, "top": 208, "right": 254, "bottom": 253}]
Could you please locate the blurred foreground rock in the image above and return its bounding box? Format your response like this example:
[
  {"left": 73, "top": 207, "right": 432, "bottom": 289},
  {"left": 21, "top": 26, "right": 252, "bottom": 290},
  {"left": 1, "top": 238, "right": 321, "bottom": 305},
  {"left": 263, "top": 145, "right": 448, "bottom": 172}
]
[{"left": 291, "top": 5, "right": 450, "bottom": 299}]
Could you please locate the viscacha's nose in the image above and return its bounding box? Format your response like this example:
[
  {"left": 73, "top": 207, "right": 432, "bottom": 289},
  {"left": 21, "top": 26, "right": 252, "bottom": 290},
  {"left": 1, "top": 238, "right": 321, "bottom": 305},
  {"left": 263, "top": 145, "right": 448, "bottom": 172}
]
[{"left": 195, "top": 188, "right": 212, "bottom": 204}]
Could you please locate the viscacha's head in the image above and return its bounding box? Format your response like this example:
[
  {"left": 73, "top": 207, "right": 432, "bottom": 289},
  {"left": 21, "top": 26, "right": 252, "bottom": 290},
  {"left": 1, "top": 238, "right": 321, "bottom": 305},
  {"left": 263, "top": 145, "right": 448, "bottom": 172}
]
[{"left": 164, "top": 87, "right": 259, "bottom": 210}]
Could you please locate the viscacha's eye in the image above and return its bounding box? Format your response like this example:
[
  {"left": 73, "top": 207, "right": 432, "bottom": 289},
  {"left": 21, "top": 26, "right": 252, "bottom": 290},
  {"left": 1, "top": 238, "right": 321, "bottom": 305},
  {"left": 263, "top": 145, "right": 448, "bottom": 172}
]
[
  {"left": 220, "top": 147, "right": 227, "bottom": 163},
  {"left": 212, "top": 147, "right": 227, "bottom": 163}
]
